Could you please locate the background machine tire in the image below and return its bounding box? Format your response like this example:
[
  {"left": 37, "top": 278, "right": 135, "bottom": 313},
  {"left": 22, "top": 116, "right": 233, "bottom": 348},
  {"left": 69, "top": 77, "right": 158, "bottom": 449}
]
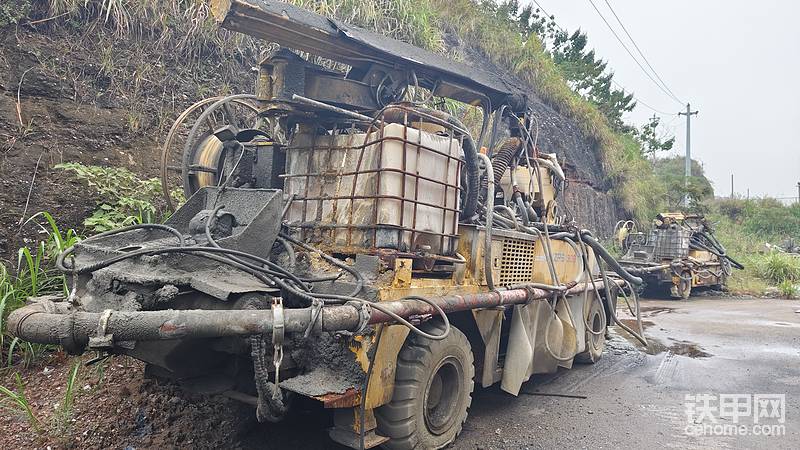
[
  {"left": 574, "top": 297, "right": 607, "bottom": 364},
  {"left": 376, "top": 321, "right": 474, "bottom": 450},
  {"left": 678, "top": 271, "right": 692, "bottom": 299}
]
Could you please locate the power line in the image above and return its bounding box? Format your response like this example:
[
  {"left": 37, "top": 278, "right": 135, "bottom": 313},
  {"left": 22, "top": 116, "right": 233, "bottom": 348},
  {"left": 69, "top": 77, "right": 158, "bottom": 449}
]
[
  {"left": 586, "top": 0, "right": 683, "bottom": 106},
  {"left": 533, "top": 0, "right": 676, "bottom": 116},
  {"left": 531, "top": 0, "right": 554, "bottom": 20},
  {"left": 610, "top": 80, "right": 675, "bottom": 116},
  {"left": 602, "top": 0, "right": 683, "bottom": 104}
]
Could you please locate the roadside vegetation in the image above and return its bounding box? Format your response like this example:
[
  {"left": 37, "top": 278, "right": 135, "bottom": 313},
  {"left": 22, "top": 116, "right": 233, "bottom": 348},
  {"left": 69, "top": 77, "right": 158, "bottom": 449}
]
[{"left": 708, "top": 198, "right": 800, "bottom": 297}]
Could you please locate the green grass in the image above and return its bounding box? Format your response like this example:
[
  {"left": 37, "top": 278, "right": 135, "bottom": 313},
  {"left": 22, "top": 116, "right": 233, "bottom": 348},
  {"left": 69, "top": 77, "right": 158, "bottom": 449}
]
[
  {"left": 708, "top": 199, "right": 800, "bottom": 296},
  {"left": 1, "top": 213, "right": 79, "bottom": 368},
  {"left": 0, "top": 373, "right": 42, "bottom": 433},
  {"left": 0, "top": 359, "right": 84, "bottom": 436},
  {"left": 756, "top": 252, "right": 800, "bottom": 284}
]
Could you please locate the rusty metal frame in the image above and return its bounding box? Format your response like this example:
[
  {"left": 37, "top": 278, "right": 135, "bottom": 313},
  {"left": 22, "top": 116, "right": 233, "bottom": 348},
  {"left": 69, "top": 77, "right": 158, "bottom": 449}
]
[{"left": 283, "top": 104, "right": 464, "bottom": 256}]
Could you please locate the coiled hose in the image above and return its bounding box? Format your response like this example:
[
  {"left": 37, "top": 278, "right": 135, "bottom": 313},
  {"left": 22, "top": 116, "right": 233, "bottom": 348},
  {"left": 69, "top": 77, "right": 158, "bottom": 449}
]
[{"left": 482, "top": 137, "right": 522, "bottom": 201}]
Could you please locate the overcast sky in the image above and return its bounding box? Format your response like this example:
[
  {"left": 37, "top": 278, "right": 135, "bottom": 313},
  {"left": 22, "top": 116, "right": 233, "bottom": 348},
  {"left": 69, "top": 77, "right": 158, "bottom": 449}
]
[{"left": 529, "top": 0, "right": 800, "bottom": 199}]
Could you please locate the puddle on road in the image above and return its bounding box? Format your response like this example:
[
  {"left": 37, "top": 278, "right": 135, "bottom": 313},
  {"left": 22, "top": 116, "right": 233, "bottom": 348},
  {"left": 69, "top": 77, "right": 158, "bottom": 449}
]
[
  {"left": 616, "top": 302, "right": 714, "bottom": 359},
  {"left": 639, "top": 306, "right": 676, "bottom": 316},
  {"left": 616, "top": 327, "right": 713, "bottom": 358},
  {"left": 642, "top": 338, "right": 712, "bottom": 358}
]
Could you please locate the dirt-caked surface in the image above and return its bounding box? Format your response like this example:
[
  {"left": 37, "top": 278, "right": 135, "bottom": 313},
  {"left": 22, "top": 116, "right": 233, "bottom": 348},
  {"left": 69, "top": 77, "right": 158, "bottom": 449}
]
[{"left": 2, "top": 295, "right": 798, "bottom": 449}]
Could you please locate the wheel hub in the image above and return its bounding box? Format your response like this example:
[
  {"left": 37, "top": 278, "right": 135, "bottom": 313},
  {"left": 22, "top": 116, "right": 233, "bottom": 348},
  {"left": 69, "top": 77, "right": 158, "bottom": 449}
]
[{"left": 424, "top": 357, "right": 463, "bottom": 435}]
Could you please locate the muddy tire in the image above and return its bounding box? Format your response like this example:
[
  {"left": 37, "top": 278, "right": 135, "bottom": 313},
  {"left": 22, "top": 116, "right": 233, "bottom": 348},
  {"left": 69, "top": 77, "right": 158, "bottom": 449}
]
[
  {"left": 376, "top": 321, "right": 474, "bottom": 450},
  {"left": 575, "top": 297, "right": 607, "bottom": 364},
  {"left": 678, "top": 271, "right": 692, "bottom": 299}
]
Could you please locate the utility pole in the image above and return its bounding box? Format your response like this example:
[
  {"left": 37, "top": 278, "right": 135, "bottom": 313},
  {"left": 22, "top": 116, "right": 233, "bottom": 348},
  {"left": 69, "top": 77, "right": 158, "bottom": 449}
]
[
  {"left": 797, "top": 181, "right": 800, "bottom": 204},
  {"left": 731, "top": 174, "right": 734, "bottom": 198},
  {"left": 678, "top": 103, "right": 698, "bottom": 207}
]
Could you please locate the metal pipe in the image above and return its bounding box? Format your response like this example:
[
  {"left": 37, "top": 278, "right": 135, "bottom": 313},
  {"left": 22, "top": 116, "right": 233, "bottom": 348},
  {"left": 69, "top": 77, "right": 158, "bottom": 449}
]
[
  {"left": 290, "top": 94, "right": 374, "bottom": 122},
  {"left": 9, "top": 280, "right": 623, "bottom": 350},
  {"left": 477, "top": 153, "right": 495, "bottom": 291}
]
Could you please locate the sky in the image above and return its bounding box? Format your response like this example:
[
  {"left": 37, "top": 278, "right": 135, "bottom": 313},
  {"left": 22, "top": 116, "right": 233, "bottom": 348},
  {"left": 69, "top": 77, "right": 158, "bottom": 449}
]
[{"left": 527, "top": 0, "right": 800, "bottom": 199}]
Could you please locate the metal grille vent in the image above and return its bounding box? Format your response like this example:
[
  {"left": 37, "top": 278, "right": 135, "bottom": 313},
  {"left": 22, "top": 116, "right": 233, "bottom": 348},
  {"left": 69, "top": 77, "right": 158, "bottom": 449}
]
[{"left": 498, "top": 238, "right": 536, "bottom": 285}]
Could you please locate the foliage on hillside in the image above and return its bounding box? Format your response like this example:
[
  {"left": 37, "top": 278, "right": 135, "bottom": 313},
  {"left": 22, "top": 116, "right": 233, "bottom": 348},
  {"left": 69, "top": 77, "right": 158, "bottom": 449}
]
[{"left": 708, "top": 198, "right": 800, "bottom": 296}]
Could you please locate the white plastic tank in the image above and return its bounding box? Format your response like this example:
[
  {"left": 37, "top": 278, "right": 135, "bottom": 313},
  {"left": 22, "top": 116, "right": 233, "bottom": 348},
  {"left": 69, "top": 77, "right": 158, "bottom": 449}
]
[{"left": 284, "top": 122, "right": 462, "bottom": 255}]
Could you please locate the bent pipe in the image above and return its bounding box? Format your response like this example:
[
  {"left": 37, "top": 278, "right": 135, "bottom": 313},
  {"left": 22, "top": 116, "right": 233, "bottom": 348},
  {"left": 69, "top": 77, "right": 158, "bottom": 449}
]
[
  {"left": 580, "top": 231, "right": 644, "bottom": 286},
  {"left": 9, "top": 280, "right": 624, "bottom": 351}
]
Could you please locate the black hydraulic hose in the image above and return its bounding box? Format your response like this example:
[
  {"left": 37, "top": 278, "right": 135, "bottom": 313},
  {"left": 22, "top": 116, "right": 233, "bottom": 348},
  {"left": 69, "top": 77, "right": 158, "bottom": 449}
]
[
  {"left": 689, "top": 239, "right": 744, "bottom": 270},
  {"left": 580, "top": 231, "right": 644, "bottom": 286},
  {"left": 204, "top": 205, "right": 311, "bottom": 290},
  {"left": 525, "top": 201, "right": 539, "bottom": 222},
  {"left": 477, "top": 153, "right": 495, "bottom": 290},
  {"left": 598, "top": 263, "right": 648, "bottom": 346},
  {"left": 488, "top": 137, "right": 522, "bottom": 191},
  {"left": 448, "top": 115, "right": 479, "bottom": 220},
  {"left": 279, "top": 233, "right": 364, "bottom": 297},
  {"left": 486, "top": 104, "right": 507, "bottom": 157},
  {"left": 56, "top": 224, "right": 185, "bottom": 272},
  {"left": 476, "top": 98, "right": 492, "bottom": 150},
  {"left": 514, "top": 194, "right": 530, "bottom": 226}
]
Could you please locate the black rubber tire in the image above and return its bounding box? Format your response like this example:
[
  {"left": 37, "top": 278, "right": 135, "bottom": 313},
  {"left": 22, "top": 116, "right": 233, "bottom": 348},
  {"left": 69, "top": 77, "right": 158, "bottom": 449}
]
[
  {"left": 679, "top": 271, "right": 692, "bottom": 300},
  {"left": 575, "top": 297, "right": 607, "bottom": 364},
  {"left": 376, "top": 321, "right": 474, "bottom": 450}
]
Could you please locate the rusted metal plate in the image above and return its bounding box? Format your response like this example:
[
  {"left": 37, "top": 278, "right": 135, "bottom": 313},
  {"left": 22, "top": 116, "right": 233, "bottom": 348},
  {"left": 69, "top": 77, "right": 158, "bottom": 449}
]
[{"left": 314, "top": 387, "right": 360, "bottom": 409}]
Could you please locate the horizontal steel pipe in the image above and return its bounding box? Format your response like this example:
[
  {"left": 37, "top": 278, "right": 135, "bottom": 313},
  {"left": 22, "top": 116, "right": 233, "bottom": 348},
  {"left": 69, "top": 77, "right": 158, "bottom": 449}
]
[{"left": 9, "top": 279, "right": 624, "bottom": 351}]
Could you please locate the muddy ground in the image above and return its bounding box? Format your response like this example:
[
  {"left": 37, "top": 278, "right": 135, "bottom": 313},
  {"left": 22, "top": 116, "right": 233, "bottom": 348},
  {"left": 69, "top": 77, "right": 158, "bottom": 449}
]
[{"left": 2, "top": 295, "right": 797, "bottom": 449}]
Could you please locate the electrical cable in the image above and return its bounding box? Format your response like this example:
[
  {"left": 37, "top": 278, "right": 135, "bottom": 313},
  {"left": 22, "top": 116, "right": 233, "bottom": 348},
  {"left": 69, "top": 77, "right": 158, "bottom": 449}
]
[
  {"left": 602, "top": 0, "right": 683, "bottom": 104},
  {"left": 587, "top": 0, "right": 683, "bottom": 106},
  {"left": 531, "top": 1, "right": 676, "bottom": 115}
]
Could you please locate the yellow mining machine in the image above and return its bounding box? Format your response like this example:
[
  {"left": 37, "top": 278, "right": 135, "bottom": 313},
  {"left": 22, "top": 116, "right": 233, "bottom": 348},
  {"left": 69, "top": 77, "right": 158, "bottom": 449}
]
[
  {"left": 618, "top": 213, "right": 743, "bottom": 299},
  {"left": 9, "top": 1, "right": 647, "bottom": 448}
]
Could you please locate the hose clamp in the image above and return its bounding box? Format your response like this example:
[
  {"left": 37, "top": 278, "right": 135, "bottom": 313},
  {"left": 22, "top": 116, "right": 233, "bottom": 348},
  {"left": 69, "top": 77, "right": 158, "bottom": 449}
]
[
  {"left": 344, "top": 300, "right": 372, "bottom": 335},
  {"left": 271, "top": 297, "right": 284, "bottom": 400},
  {"left": 88, "top": 309, "right": 114, "bottom": 351}
]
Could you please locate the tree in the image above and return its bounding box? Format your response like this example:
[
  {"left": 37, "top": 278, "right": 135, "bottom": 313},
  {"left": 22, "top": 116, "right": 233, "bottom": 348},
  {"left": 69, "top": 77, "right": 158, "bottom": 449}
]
[
  {"left": 491, "top": 2, "right": 636, "bottom": 132},
  {"left": 636, "top": 115, "right": 675, "bottom": 161},
  {"left": 654, "top": 157, "right": 713, "bottom": 210}
]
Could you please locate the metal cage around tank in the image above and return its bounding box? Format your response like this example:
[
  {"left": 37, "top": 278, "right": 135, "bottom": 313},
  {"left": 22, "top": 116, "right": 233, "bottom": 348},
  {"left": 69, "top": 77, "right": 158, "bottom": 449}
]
[{"left": 282, "top": 104, "right": 466, "bottom": 257}]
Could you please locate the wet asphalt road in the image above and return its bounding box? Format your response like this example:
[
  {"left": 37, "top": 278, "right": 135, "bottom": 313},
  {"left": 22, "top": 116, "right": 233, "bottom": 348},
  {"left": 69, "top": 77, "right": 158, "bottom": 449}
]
[
  {"left": 453, "top": 295, "right": 800, "bottom": 449},
  {"left": 249, "top": 296, "right": 800, "bottom": 449}
]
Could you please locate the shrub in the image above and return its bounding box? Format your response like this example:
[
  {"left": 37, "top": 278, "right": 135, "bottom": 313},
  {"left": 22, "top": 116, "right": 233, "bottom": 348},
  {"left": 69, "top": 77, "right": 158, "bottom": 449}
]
[
  {"left": 778, "top": 279, "right": 798, "bottom": 299},
  {"left": 756, "top": 252, "right": 800, "bottom": 285},
  {"left": 55, "top": 162, "right": 168, "bottom": 232}
]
